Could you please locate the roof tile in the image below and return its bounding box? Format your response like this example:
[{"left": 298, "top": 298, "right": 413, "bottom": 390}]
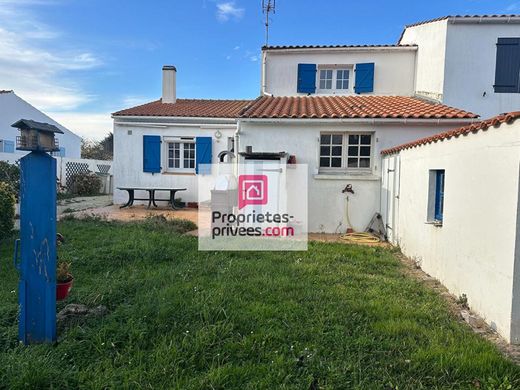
[
  {"left": 239, "top": 95, "right": 478, "bottom": 120},
  {"left": 113, "top": 99, "right": 252, "bottom": 118},
  {"left": 381, "top": 111, "right": 520, "bottom": 155}
]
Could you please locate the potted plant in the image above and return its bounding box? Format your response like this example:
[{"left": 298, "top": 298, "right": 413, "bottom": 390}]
[{"left": 56, "top": 261, "right": 74, "bottom": 300}]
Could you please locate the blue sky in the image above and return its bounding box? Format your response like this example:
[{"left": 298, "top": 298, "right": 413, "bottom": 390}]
[{"left": 0, "top": 0, "right": 518, "bottom": 139}]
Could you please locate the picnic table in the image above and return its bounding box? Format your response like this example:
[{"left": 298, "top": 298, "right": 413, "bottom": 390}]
[{"left": 117, "top": 187, "right": 187, "bottom": 210}]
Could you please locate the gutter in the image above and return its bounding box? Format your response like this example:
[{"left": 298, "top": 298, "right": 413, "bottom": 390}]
[
  {"left": 112, "top": 115, "right": 238, "bottom": 125},
  {"left": 448, "top": 16, "right": 520, "bottom": 24},
  {"left": 114, "top": 121, "right": 237, "bottom": 129}
]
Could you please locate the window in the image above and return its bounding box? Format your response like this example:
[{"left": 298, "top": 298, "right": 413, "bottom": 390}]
[
  {"left": 494, "top": 38, "right": 520, "bottom": 93},
  {"left": 319, "top": 69, "right": 333, "bottom": 89},
  {"left": 317, "top": 67, "right": 352, "bottom": 93},
  {"left": 167, "top": 139, "right": 195, "bottom": 172},
  {"left": 336, "top": 69, "right": 350, "bottom": 90},
  {"left": 319, "top": 134, "right": 343, "bottom": 168},
  {"left": 319, "top": 133, "right": 372, "bottom": 171},
  {"left": 347, "top": 134, "right": 371, "bottom": 168},
  {"left": 428, "top": 169, "right": 445, "bottom": 223}
]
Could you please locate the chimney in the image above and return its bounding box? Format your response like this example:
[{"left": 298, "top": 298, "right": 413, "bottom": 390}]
[{"left": 162, "top": 65, "right": 177, "bottom": 104}]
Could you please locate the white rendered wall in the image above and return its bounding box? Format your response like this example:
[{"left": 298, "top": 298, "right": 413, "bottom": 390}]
[
  {"left": 399, "top": 19, "right": 448, "bottom": 102},
  {"left": 443, "top": 23, "right": 520, "bottom": 119},
  {"left": 0, "top": 92, "right": 81, "bottom": 158},
  {"left": 263, "top": 48, "right": 416, "bottom": 97},
  {"left": 387, "top": 122, "right": 520, "bottom": 342},
  {"left": 238, "top": 120, "right": 472, "bottom": 233},
  {"left": 112, "top": 121, "right": 235, "bottom": 205}
]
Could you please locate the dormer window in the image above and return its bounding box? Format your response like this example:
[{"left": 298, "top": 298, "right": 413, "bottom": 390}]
[{"left": 317, "top": 66, "right": 353, "bottom": 93}]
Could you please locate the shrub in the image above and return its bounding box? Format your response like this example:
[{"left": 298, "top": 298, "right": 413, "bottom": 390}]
[
  {"left": 0, "top": 161, "right": 20, "bottom": 199},
  {"left": 70, "top": 172, "right": 101, "bottom": 196},
  {"left": 0, "top": 182, "right": 15, "bottom": 238}
]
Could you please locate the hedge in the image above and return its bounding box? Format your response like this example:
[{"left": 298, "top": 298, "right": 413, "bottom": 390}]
[{"left": 0, "top": 182, "right": 15, "bottom": 239}]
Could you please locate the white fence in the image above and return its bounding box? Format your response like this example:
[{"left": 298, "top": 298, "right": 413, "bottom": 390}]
[{"left": 0, "top": 152, "right": 113, "bottom": 194}]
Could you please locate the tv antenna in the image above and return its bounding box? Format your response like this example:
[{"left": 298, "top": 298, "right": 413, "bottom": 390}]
[{"left": 262, "top": 0, "right": 276, "bottom": 47}]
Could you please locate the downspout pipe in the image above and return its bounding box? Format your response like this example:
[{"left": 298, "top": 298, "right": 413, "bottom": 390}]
[{"left": 234, "top": 120, "right": 242, "bottom": 175}]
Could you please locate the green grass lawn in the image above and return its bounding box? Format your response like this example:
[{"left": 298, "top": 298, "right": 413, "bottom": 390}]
[{"left": 0, "top": 217, "right": 519, "bottom": 389}]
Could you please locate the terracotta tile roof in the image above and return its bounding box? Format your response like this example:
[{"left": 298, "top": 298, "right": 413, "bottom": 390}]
[
  {"left": 381, "top": 111, "right": 520, "bottom": 155},
  {"left": 239, "top": 95, "right": 478, "bottom": 120},
  {"left": 398, "top": 15, "right": 520, "bottom": 43},
  {"left": 262, "top": 44, "right": 417, "bottom": 50},
  {"left": 113, "top": 99, "right": 252, "bottom": 118}
]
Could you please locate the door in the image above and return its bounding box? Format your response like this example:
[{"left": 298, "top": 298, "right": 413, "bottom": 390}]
[{"left": 381, "top": 155, "right": 400, "bottom": 244}]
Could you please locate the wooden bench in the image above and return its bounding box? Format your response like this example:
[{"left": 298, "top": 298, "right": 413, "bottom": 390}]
[{"left": 117, "top": 187, "right": 187, "bottom": 210}]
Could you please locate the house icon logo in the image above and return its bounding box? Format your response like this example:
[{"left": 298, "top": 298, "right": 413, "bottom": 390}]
[{"left": 238, "top": 175, "right": 268, "bottom": 209}]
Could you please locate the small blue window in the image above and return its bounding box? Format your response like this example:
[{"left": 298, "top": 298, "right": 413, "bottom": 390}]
[{"left": 434, "top": 170, "right": 445, "bottom": 221}]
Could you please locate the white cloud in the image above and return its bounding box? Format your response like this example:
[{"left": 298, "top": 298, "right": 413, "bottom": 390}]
[
  {"left": 48, "top": 111, "right": 113, "bottom": 141},
  {"left": 233, "top": 45, "right": 240, "bottom": 50},
  {"left": 250, "top": 55, "right": 259, "bottom": 62},
  {"left": 0, "top": 2, "right": 101, "bottom": 111},
  {"left": 216, "top": 1, "right": 244, "bottom": 22}
]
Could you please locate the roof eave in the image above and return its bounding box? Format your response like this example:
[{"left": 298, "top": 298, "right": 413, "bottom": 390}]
[
  {"left": 238, "top": 117, "right": 477, "bottom": 125},
  {"left": 262, "top": 45, "right": 418, "bottom": 53}
]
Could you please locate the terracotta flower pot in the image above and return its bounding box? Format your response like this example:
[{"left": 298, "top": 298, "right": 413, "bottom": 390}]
[{"left": 56, "top": 275, "right": 74, "bottom": 301}]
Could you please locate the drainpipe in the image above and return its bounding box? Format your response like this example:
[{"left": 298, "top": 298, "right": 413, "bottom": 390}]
[{"left": 234, "top": 120, "right": 242, "bottom": 175}]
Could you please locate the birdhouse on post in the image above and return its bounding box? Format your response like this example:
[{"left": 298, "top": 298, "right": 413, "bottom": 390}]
[
  {"left": 11, "top": 119, "right": 62, "bottom": 344},
  {"left": 13, "top": 119, "right": 63, "bottom": 152}
]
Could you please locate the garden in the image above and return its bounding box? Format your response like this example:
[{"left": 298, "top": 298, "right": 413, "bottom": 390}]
[{"left": 1, "top": 216, "right": 519, "bottom": 389}]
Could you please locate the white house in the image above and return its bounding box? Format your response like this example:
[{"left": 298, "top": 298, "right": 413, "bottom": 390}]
[
  {"left": 113, "top": 64, "right": 477, "bottom": 231},
  {"left": 113, "top": 14, "right": 520, "bottom": 232},
  {"left": 380, "top": 112, "right": 520, "bottom": 343},
  {"left": 0, "top": 90, "right": 81, "bottom": 159},
  {"left": 399, "top": 15, "right": 520, "bottom": 118}
]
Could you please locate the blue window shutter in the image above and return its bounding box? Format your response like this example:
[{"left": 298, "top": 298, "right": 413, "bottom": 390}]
[
  {"left": 3, "top": 140, "right": 14, "bottom": 153},
  {"left": 494, "top": 38, "right": 520, "bottom": 93},
  {"left": 195, "top": 137, "right": 212, "bottom": 174},
  {"left": 297, "top": 64, "right": 317, "bottom": 94},
  {"left": 354, "top": 63, "right": 375, "bottom": 94},
  {"left": 434, "top": 170, "right": 445, "bottom": 221},
  {"left": 143, "top": 135, "right": 161, "bottom": 173}
]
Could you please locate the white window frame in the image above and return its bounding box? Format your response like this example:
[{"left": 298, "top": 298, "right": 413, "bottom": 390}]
[
  {"left": 318, "top": 132, "right": 373, "bottom": 173},
  {"left": 163, "top": 136, "right": 196, "bottom": 173},
  {"left": 316, "top": 65, "right": 354, "bottom": 94}
]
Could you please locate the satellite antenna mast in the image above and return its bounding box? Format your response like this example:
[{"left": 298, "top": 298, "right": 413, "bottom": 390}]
[{"left": 262, "top": 0, "right": 276, "bottom": 47}]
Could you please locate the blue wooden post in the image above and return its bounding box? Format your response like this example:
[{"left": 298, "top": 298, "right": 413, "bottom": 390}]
[
  {"left": 11, "top": 119, "right": 63, "bottom": 345},
  {"left": 18, "top": 151, "right": 57, "bottom": 344}
]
